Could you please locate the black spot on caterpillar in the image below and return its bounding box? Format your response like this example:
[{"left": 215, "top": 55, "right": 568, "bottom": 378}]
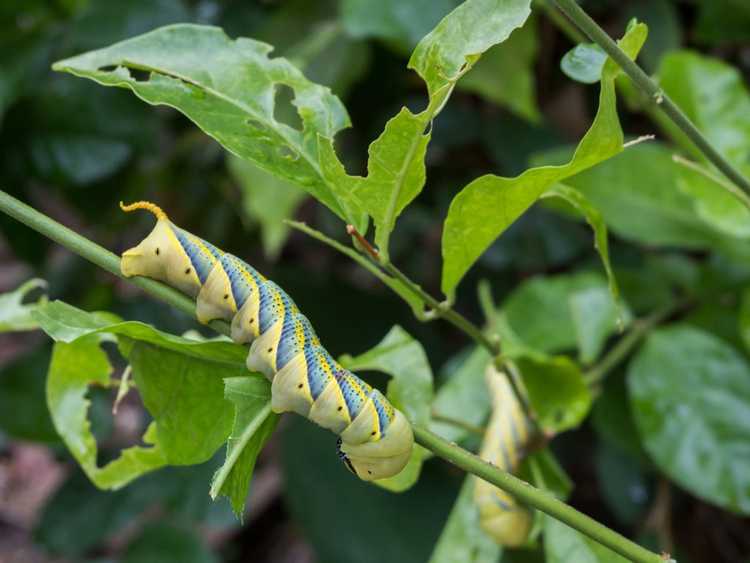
[{"left": 119, "top": 201, "right": 413, "bottom": 481}]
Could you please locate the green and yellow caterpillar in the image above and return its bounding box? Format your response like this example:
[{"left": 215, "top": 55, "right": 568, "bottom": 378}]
[
  {"left": 474, "top": 365, "right": 533, "bottom": 546},
  {"left": 119, "top": 201, "right": 413, "bottom": 481}
]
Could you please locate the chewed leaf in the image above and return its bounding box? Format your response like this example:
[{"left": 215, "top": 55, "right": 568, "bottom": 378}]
[
  {"left": 0, "top": 278, "right": 47, "bottom": 332},
  {"left": 39, "top": 301, "right": 256, "bottom": 491},
  {"left": 408, "top": 0, "right": 532, "bottom": 99},
  {"left": 52, "top": 24, "right": 363, "bottom": 226},
  {"left": 323, "top": 0, "right": 534, "bottom": 259}
]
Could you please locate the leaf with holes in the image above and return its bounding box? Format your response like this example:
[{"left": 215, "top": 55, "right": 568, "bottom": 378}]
[
  {"left": 52, "top": 24, "right": 364, "bottom": 227},
  {"left": 0, "top": 278, "right": 47, "bottom": 332},
  {"left": 321, "top": 0, "right": 533, "bottom": 259},
  {"left": 37, "top": 300, "right": 259, "bottom": 490}
]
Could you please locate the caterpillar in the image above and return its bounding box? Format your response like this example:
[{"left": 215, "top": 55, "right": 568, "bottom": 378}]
[
  {"left": 474, "top": 365, "right": 533, "bottom": 547},
  {"left": 119, "top": 201, "right": 413, "bottom": 481}
]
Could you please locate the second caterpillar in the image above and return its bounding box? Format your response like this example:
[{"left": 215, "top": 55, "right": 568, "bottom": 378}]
[{"left": 118, "top": 201, "right": 413, "bottom": 481}]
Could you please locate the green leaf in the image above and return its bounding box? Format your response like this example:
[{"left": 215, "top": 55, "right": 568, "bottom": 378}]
[
  {"left": 0, "top": 278, "right": 47, "bottom": 331},
  {"left": 0, "top": 346, "right": 58, "bottom": 442},
  {"left": 341, "top": 0, "right": 457, "bottom": 52},
  {"left": 501, "top": 271, "right": 626, "bottom": 363},
  {"left": 210, "top": 376, "right": 278, "bottom": 518},
  {"left": 441, "top": 22, "right": 647, "bottom": 296},
  {"left": 560, "top": 43, "right": 607, "bottom": 84},
  {"left": 320, "top": 107, "right": 431, "bottom": 258},
  {"left": 408, "top": 0, "right": 532, "bottom": 100},
  {"left": 324, "top": 1, "right": 535, "bottom": 258},
  {"left": 542, "top": 184, "right": 621, "bottom": 325},
  {"left": 458, "top": 16, "right": 540, "bottom": 122},
  {"left": 549, "top": 143, "right": 750, "bottom": 258},
  {"left": 38, "top": 301, "right": 257, "bottom": 489},
  {"left": 519, "top": 449, "right": 573, "bottom": 501},
  {"left": 430, "top": 346, "right": 492, "bottom": 444},
  {"left": 659, "top": 50, "right": 750, "bottom": 177},
  {"left": 628, "top": 325, "right": 750, "bottom": 514},
  {"left": 342, "top": 325, "right": 434, "bottom": 491},
  {"left": 52, "top": 24, "right": 363, "bottom": 226},
  {"left": 676, "top": 165, "right": 750, "bottom": 239},
  {"left": 122, "top": 523, "right": 218, "bottom": 563},
  {"left": 428, "top": 476, "right": 501, "bottom": 563},
  {"left": 514, "top": 354, "right": 591, "bottom": 433},
  {"left": 544, "top": 514, "right": 629, "bottom": 563},
  {"left": 228, "top": 154, "right": 307, "bottom": 259},
  {"left": 658, "top": 50, "right": 750, "bottom": 234},
  {"left": 33, "top": 300, "right": 247, "bottom": 365},
  {"left": 342, "top": 325, "right": 433, "bottom": 426},
  {"left": 128, "top": 342, "right": 238, "bottom": 465},
  {"left": 46, "top": 335, "right": 167, "bottom": 489}
]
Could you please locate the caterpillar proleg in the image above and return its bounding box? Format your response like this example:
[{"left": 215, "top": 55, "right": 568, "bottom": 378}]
[{"left": 119, "top": 201, "right": 413, "bottom": 481}]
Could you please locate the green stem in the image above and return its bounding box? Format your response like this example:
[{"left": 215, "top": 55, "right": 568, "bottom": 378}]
[
  {"left": 414, "top": 427, "right": 666, "bottom": 563},
  {"left": 0, "top": 189, "right": 668, "bottom": 563},
  {"left": 584, "top": 301, "right": 681, "bottom": 386},
  {"left": 553, "top": 0, "right": 750, "bottom": 196}
]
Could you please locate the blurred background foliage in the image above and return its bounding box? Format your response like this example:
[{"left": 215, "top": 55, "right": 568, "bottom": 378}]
[{"left": 1, "top": 0, "right": 750, "bottom": 562}]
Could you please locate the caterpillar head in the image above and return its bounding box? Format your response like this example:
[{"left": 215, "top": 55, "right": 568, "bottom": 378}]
[
  {"left": 337, "top": 410, "right": 413, "bottom": 481},
  {"left": 119, "top": 201, "right": 176, "bottom": 282}
]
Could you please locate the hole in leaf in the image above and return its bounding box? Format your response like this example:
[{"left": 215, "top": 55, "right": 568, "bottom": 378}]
[
  {"left": 98, "top": 65, "right": 118, "bottom": 72},
  {"left": 273, "top": 84, "right": 303, "bottom": 131},
  {"left": 129, "top": 68, "right": 151, "bottom": 82}
]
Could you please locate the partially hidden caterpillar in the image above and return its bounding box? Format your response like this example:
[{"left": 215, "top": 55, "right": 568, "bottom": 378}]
[
  {"left": 119, "top": 201, "right": 413, "bottom": 481},
  {"left": 474, "top": 365, "right": 533, "bottom": 547}
]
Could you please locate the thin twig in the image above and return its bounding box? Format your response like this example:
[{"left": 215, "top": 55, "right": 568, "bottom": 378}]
[
  {"left": 584, "top": 300, "right": 683, "bottom": 386},
  {"left": 672, "top": 154, "right": 750, "bottom": 211},
  {"left": 430, "top": 412, "right": 486, "bottom": 437}
]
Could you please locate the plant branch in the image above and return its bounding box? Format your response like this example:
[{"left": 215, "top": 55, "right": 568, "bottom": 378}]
[
  {"left": 414, "top": 427, "right": 668, "bottom": 563},
  {"left": 553, "top": 0, "right": 750, "bottom": 196},
  {"left": 584, "top": 301, "right": 683, "bottom": 386},
  {"left": 0, "top": 189, "right": 668, "bottom": 562}
]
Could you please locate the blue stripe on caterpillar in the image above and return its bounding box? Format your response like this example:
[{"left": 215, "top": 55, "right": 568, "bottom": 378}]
[{"left": 119, "top": 201, "right": 413, "bottom": 481}]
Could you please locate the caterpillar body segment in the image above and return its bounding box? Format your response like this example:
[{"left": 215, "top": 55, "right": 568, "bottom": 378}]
[
  {"left": 119, "top": 201, "right": 413, "bottom": 481},
  {"left": 474, "top": 365, "right": 533, "bottom": 547}
]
